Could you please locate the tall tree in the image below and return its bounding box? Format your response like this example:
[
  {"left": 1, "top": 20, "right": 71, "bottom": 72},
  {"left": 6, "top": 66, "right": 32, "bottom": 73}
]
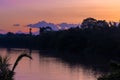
[{"left": 81, "top": 17, "right": 97, "bottom": 29}]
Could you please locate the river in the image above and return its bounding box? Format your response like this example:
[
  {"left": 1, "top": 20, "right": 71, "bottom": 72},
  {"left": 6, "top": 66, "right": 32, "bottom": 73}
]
[{"left": 0, "top": 48, "right": 101, "bottom": 80}]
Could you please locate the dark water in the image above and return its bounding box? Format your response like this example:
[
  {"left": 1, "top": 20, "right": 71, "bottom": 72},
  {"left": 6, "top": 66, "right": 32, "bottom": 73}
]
[{"left": 0, "top": 48, "right": 102, "bottom": 80}]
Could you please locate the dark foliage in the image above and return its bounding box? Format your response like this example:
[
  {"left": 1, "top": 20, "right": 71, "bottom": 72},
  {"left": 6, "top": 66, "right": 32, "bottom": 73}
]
[{"left": 0, "top": 54, "right": 32, "bottom": 80}]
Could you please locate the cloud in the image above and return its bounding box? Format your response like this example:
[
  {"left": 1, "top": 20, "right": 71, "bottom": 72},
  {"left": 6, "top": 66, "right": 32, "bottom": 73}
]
[
  {"left": 15, "top": 30, "right": 24, "bottom": 34},
  {"left": 27, "top": 21, "right": 58, "bottom": 31},
  {"left": 15, "top": 30, "right": 30, "bottom": 35},
  {"left": 0, "top": 29, "right": 7, "bottom": 34},
  {"left": 13, "top": 24, "right": 20, "bottom": 26},
  {"left": 27, "top": 21, "right": 79, "bottom": 31},
  {"left": 58, "top": 23, "right": 78, "bottom": 30},
  {"left": 32, "top": 31, "right": 39, "bottom": 35}
]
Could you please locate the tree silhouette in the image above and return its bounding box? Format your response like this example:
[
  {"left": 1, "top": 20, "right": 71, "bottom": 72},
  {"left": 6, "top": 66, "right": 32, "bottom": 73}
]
[
  {"left": 96, "top": 20, "right": 109, "bottom": 29},
  {"left": 81, "top": 17, "right": 97, "bottom": 29},
  {"left": 29, "top": 28, "right": 32, "bottom": 36},
  {"left": 0, "top": 53, "right": 32, "bottom": 80},
  {"left": 39, "top": 26, "right": 52, "bottom": 35},
  {"left": 109, "top": 21, "right": 118, "bottom": 28}
]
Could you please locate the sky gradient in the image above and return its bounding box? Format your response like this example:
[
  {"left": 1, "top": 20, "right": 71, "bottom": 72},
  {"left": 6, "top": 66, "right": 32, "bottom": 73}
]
[{"left": 0, "top": 0, "right": 120, "bottom": 32}]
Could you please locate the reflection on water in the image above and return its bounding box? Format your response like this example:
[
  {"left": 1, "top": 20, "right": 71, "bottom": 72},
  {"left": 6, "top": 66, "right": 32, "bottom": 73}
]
[{"left": 0, "top": 48, "right": 101, "bottom": 80}]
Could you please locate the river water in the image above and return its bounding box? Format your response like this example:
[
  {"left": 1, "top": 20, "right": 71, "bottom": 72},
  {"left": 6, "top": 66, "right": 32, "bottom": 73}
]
[{"left": 0, "top": 48, "right": 101, "bottom": 80}]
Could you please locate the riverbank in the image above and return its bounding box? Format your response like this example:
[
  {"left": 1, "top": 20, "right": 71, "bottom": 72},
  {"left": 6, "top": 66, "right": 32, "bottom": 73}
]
[{"left": 0, "top": 27, "right": 120, "bottom": 72}]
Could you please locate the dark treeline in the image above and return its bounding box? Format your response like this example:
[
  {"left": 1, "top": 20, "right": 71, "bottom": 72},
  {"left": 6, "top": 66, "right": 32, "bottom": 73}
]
[
  {"left": 1, "top": 18, "right": 120, "bottom": 57},
  {"left": 37, "top": 18, "right": 120, "bottom": 57},
  {"left": 2, "top": 25, "right": 120, "bottom": 56}
]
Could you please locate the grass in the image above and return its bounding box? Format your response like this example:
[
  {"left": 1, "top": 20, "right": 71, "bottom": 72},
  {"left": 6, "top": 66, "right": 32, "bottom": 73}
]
[{"left": 0, "top": 53, "right": 32, "bottom": 80}]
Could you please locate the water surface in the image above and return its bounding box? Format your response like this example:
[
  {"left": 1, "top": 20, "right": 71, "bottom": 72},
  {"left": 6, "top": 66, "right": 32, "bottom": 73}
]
[{"left": 0, "top": 48, "right": 101, "bottom": 80}]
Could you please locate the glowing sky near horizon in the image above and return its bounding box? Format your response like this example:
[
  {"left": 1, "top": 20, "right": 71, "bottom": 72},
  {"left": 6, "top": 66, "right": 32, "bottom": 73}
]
[{"left": 0, "top": 0, "right": 120, "bottom": 32}]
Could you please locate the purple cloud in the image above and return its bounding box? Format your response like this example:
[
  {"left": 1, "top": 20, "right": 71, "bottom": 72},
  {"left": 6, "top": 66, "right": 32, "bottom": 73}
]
[
  {"left": 27, "top": 21, "right": 58, "bottom": 31},
  {"left": 27, "top": 21, "right": 79, "bottom": 31},
  {"left": 13, "top": 24, "right": 20, "bottom": 26},
  {"left": 15, "top": 30, "right": 29, "bottom": 35},
  {"left": 15, "top": 30, "right": 23, "bottom": 34},
  {"left": 58, "top": 23, "right": 78, "bottom": 30},
  {"left": 0, "top": 29, "right": 7, "bottom": 34}
]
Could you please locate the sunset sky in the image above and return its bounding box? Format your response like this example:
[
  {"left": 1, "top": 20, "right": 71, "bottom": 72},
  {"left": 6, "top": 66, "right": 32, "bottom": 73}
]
[{"left": 0, "top": 0, "right": 120, "bottom": 33}]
